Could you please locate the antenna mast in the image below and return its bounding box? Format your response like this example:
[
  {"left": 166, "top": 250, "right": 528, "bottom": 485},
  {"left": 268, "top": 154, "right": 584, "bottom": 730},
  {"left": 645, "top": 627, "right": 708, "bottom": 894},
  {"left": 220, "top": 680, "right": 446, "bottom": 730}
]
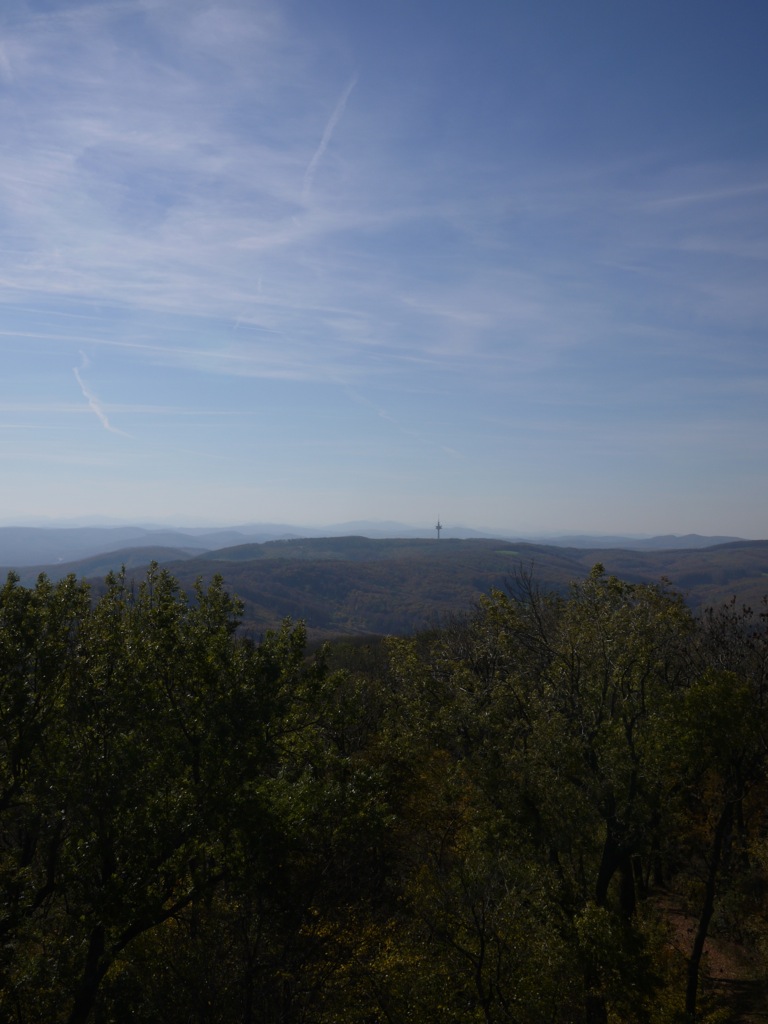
[{"left": 435, "top": 517, "right": 442, "bottom": 540}]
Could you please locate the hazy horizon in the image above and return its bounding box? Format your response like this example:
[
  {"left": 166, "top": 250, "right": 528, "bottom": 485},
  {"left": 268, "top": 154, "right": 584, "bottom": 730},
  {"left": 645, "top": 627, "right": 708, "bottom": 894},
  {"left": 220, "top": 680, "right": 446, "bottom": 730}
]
[
  {"left": 2, "top": 2, "right": 767, "bottom": 537},
  {"left": 0, "top": 515, "right": 755, "bottom": 544}
]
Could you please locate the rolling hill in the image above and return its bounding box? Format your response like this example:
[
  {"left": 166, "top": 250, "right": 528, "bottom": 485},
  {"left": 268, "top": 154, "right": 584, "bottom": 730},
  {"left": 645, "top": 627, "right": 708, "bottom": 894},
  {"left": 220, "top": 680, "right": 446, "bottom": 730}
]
[{"left": 6, "top": 535, "right": 767, "bottom": 642}]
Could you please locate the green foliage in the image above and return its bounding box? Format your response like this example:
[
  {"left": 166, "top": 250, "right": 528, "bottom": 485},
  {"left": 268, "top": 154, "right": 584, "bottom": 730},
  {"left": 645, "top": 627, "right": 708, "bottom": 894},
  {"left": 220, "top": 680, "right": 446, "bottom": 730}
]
[{"left": 0, "top": 564, "right": 767, "bottom": 1021}]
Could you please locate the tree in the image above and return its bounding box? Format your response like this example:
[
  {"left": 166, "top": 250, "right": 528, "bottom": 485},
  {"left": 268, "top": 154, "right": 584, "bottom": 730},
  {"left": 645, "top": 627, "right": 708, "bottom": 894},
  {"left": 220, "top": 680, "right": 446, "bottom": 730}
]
[
  {"left": 0, "top": 565, "right": 312, "bottom": 1023},
  {"left": 3, "top": 561, "right": 768, "bottom": 1022},
  {"left": 383, "top": 568, "right": 697, "bottom": 1023}
]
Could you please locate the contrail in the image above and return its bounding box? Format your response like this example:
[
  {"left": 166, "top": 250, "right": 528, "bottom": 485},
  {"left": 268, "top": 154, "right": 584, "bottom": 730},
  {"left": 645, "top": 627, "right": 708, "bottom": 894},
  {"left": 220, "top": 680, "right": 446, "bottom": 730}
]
[
  {"left": 0, "top": 42, "right": 12, "bottom": 85},
  {"left": 74, "top": 356, "right": 131, "bottom": 437},
  {"left": 302, "top": 74, "right": 358, "bottom": 203}
]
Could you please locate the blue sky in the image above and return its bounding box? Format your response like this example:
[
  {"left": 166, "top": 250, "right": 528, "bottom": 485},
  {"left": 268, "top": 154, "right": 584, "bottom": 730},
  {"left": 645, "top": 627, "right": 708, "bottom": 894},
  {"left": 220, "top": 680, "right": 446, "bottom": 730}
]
[{"left": 1, "top": 0, "right": 767, "bottom": 535}]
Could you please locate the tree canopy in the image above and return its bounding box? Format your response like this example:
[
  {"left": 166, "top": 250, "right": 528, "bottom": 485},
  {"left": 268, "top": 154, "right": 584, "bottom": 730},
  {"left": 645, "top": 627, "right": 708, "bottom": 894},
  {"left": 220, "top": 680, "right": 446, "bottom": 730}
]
[{"left": 0, "top": 563, "right": 766, "bottom": 1022}]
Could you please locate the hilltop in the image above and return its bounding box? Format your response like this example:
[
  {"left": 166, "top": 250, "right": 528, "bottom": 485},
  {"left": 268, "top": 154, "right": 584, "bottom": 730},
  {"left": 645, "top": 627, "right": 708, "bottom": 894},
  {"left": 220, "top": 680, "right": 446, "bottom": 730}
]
[
  {"left": 0, "top": 523, "right": 745, "bottom": 568},
  {"left": 4, "top": 533, "right": 768, "bottom": 642}
]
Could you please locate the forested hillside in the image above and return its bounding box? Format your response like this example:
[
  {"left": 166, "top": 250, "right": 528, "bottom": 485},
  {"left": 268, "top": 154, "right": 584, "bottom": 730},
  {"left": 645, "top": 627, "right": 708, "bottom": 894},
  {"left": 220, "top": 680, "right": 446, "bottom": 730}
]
[
  {"left": 1, "top": 564, "right": 767, "bottom": 1022},
  {"left": 8, "top": 537, "right": 768, "bottom": 642}
]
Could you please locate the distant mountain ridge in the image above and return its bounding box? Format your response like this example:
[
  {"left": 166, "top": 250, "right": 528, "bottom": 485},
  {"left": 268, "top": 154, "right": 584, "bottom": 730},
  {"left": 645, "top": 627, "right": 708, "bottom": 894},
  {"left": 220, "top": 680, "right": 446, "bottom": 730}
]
[
  {"left": 4, "top": 533, "right": 768, "bottom": 642},
  {"left": 0, "top": 523, "right": 749, "bottom": 568},
  {"left": 538, "top": 533, "right": 745, "bottom": 550}
]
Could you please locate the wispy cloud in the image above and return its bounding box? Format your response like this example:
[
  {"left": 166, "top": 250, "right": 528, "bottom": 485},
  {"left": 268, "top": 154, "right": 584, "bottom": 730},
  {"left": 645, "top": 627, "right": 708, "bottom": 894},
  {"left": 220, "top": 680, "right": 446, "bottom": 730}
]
[
  {"left": 2, "top": 3, "right": 767, "bottom": 405},
  {"left": 342, "top": 385, "right": 466, "bottom": 461},
  {"left": 302, "top": 74, "right": 358, "bottom": 203},
  {"left": 73, "top": 355, "right": 131, "bottom": 437},
  {"left": 644, "top": 179, "right": 768, "bottom": 210},
  {"left": 0, "top": 40, "right": 12, "bottom": 84}
]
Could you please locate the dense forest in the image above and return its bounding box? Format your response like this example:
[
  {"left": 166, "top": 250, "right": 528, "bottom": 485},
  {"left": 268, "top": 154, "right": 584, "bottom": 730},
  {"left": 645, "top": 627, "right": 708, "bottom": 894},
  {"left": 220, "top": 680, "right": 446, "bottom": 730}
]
[
  {"left": 1, "top": 564, "right": 767, "bottom": 1022},
  {"left": 9, "top": 536, "right": 768, "bottom": 643}
]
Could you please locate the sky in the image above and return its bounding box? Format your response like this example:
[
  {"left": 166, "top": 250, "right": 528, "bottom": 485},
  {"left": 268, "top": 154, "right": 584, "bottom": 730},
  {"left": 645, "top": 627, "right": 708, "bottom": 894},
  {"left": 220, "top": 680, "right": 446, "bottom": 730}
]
[{"left": 1, "top": 0, "right": 767, "bottom": 536}]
